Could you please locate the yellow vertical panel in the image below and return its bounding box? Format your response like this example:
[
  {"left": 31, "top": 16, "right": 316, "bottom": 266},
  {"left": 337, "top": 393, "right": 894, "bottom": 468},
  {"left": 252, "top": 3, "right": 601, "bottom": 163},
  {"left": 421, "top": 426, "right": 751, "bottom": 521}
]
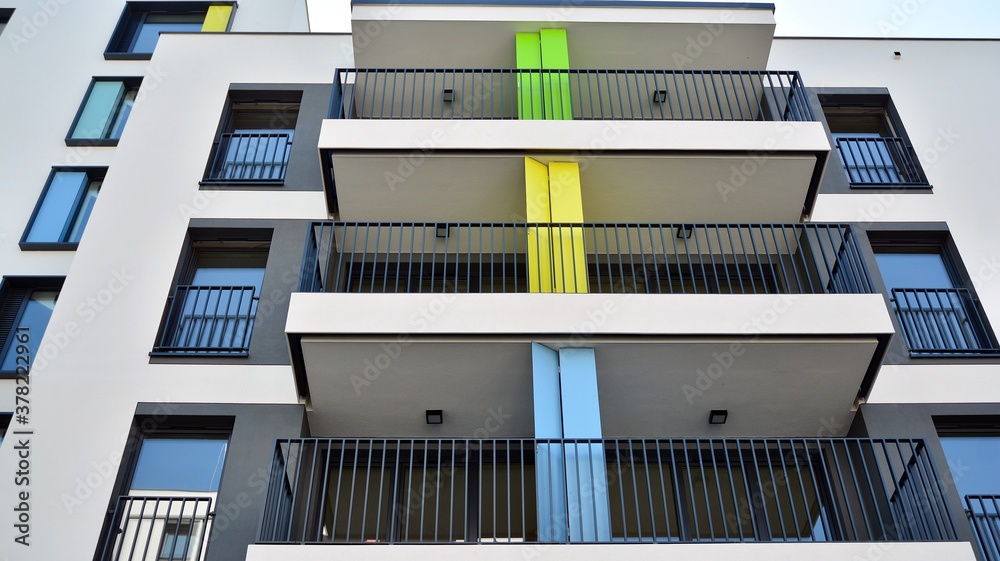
[
  {"left": 525, "top": 158, "right": 553, "bottom": 293},
  {"left": 202, "top": 5, "right": 233, "bottom": 32},
  {"left": 548, "top": 162, "right": 588, "bottom": 293}
]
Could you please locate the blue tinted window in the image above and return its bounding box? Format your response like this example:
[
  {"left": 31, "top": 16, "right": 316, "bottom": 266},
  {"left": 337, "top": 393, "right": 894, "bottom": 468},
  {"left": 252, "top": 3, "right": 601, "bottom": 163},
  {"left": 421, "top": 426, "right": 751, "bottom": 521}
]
[
  {"left": 24, "top": 171, "right": 102, "bottom": 245},
  {"left": 131, "top": 14, "right": 204, "bottom": 54},
  {"left": 874, "top": 252, "right": 954, "bottom": 292},
  {"left": 939, "top": 437, "right": 1000, "bottom": 498},
  {"left": 0, "top": 290, "right": 59, "bottom": 371},
  {"left": 130, "top": 438, "right": 228, "bottom": 492}
]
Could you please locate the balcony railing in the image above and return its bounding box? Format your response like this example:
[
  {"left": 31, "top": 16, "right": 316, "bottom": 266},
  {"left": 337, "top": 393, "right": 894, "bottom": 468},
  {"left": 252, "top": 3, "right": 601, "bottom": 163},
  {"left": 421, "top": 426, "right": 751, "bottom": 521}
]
[
  {"left": 152, "top": 285, "right": 259, "bottom": 355},
  {"left": 833, "top": 137, "right": 928, "bottom": 187},
  {"left": 298, "top": 222, "right": 874, "bottom": 295},
  {"left": 331, "top": 69, "right": 815, "bottom": 121},
  {"left": 891, "top": 288, "right": 1000, "bottom": 356},
  {"left": 204, "top": 132, "right": 292, "bottom": 183},
  {"left": 967, "top": 495, "right": 1000, "bottom": 561},
  {"left": 258, "top": 438, "right": 956, "bottom": 545},
  {"left": 97, "top": 496, "right": 214, "bottom": 561}
]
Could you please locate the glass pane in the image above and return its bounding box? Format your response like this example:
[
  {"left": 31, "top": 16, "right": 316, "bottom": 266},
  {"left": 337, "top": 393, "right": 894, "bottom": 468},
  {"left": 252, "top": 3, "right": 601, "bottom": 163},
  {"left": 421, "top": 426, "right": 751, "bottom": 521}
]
[
  {"left": 159, "top": 523, "right": 192, "bottom": 561},
  {"left": 109, "top": 88, "right": 138, "bottom": 140},
  {"left": 25, "top": 171, "right": 88, "bottom": 242},
  {"left": 190, "top": 251, "right": 267, "bottom": 290},
  {"left": 67, "top": 180, "right": 101, "bottom": 243},
  {"left": 939, "top": 437, "right": 1000, "bottom": 498},
  {"left": 71, "top": 81, "right": 125, "bottom": 139},
  {"left": 131, "top": 14, "right": 205, "bottom": 54},
  {"left": 1, "top": 291, "right": 59, "bottom": 371},
  {"left": 874, "top": 252, "right": 954, "bottom": 292},
  {"left": 130, "top": 438, "right": 228, "bottom": 492}
]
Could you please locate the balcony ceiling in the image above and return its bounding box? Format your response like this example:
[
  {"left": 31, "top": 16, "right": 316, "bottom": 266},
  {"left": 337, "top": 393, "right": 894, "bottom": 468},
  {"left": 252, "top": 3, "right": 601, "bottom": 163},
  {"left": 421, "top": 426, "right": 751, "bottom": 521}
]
[
  {"left": 351, "top": 5, "right": 776, "bottom": 70},
  {"left": 288, "top": 293, "right": 894, "bottom": 438}
]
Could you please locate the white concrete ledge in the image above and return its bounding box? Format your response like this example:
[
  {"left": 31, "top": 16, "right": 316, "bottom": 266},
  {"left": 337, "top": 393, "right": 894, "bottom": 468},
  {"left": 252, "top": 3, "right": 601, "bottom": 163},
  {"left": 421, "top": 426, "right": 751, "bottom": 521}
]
[
  {"left": 286, "top": 292, "right": 894, "bottom": 338},
  {"left": 247, "top": 541, "right": 976, "bottom": 561}
]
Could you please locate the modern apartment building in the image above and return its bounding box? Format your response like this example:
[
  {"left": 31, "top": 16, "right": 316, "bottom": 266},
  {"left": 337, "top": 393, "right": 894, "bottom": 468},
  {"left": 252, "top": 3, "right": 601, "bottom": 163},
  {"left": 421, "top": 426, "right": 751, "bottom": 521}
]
[{"left": 0, "top": 1, "right": 998, "bottom": 561}]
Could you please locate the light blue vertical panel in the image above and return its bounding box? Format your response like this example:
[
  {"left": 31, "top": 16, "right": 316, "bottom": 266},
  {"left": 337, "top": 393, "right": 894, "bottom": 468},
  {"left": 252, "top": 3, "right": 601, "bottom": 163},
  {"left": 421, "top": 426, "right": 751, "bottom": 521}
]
[
  {"left": 532, "top": 343, "right": 567, "bottom": 542},
  {"left": 558, "top": 348, "right": 611, "bottom": 542},
  {"left": 71, "top": 81, "right": 125, "bottom": 139},
  {"left": 25, "top": 172, "right": 88, "bottom": 242},
  {"left": 558, "top": 348, "right": 603, "bottom": 438}
]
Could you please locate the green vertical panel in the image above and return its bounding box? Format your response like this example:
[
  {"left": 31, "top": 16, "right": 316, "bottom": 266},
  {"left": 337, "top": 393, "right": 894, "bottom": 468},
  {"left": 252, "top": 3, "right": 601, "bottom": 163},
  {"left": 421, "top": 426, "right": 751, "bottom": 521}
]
[
  {"left": 539, "top": 29, "right": 572, "bottom": 120},
  {"left": 516, "top": 33, "right": 543, "bottom": 120},
  {"left": 71, "top": 81, "right": 125, "bottom": 139}
]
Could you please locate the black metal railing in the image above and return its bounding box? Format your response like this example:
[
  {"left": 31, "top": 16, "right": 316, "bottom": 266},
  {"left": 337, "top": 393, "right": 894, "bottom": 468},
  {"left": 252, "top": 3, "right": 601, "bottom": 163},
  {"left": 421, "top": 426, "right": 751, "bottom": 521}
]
[
  {"left": 97, "top": 496, "right": 214, "bottom": 561},
  {"left": 152, "top": 285, "right": 259, "bottom": 355},
  {"left": 833, "top": 137, "right": 927, "bottom": 187},
  {"left": 891, "top": 288, "right": 1000, "bottom": 356},
  {"left": 298, "top": 222, "right": 874, "bottom": 296},
  {"left": 967, "top": 495, "right": 1000, "bottom": 561},
  {"left": 331, "top": 69, "right": 815, "bottom": 122},
  {"left": 204, "top": 132, "right": 292, "bottom": 182},
  {"left": 258, "top": 438, "right": 956, "bottom": 545}
]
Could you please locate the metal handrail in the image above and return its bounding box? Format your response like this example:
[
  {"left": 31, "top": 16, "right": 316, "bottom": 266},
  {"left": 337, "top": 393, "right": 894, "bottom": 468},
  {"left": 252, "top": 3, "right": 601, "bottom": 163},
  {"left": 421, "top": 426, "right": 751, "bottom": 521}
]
[
  {"left": 331, "top": 68, "right": 815, "bottom": 122},
  {"left": 153, "top": 285, "right": 259, "bottom": 354}
]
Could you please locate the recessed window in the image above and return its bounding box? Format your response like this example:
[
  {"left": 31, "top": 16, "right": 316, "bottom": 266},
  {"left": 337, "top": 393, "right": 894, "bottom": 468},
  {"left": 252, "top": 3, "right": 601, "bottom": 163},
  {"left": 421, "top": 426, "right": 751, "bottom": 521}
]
[
  {"left": 0, "top": 9, "right": 12, "bottom": 36},
  {"left": 203, "top": 92, "right": 300, "bottom": 184},
  {"left": 20, "top": 168, "right": 104, "bottom": 249},
  {"left": 67, "top": 78, "right": 141, "bottom": 145},
  {"left": 153, "top": 237, "right": 270, "bottom": 356},
  {"left": 0, "top": 277, "right": 63, "bottom": 376},
  {"left": 105, "top": 2, "right": 234, "bottom": 59},
  {"left": 131, "top": 437, "right": 229, "bottom": 492},
  {"left": 821, "top": 96, "right": 928, "bottom": 188},
  {"left": 871, "top": 237, "right": 999, "bottom": 356}
]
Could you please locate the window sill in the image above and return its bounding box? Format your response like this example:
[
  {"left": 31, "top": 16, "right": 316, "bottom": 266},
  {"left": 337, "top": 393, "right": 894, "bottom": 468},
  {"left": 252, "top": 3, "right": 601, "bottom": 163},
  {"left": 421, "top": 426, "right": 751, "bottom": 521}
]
[
  {"left": 149, "top": 350, "right": 250, "bottom": 358},
  {"left": 103, "top": 52, "right": 153, "bottom": 61},
  {"left": 65, "top": 138, "right": 120, "bottom": 147},
  {"left": 19, "top": 242, "right": 80, "bottom": 251}
]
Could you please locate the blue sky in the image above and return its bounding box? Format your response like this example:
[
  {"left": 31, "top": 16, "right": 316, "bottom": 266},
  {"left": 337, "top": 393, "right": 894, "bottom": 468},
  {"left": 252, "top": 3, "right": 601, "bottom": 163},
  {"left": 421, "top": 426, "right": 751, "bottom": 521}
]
[{"left": 771, "top": 0, "right": 999, "bottom": 38}]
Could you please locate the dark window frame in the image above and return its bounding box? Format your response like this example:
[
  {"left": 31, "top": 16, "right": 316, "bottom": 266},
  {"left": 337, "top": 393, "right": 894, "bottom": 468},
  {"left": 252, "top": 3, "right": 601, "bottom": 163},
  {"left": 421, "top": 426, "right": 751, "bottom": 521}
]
[
  {"left": 869, "top": 232, "right": 999, "bottom": 357},
  {"left": 104, "top": 1, "right": 236, "bottom": 60},
  {"left": 201, "top": 90, "right": 302, "bottom": 186},
  {"left": 151, "top": 231, "right": 272, "bottom": 357},
  {"left": 65, "top": 77, "right": 142, "bottom": 147},
  {"left": 820, "top": 93, "right": 930, "bottom": 190},
  {"left": 0, "top": 9, "right": 13, "bottom": 34},
  {"left": 0, "top": 276, "right": 64, "bottom": 379},
  {"left": 19, "top": 167, "right": 106, "bottom": 250}
]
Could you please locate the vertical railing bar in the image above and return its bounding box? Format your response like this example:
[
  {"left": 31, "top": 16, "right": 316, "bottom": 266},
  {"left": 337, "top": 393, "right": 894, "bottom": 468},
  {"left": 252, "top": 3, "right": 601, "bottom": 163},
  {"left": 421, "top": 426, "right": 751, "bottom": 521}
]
[
  {"left": 746, "top": 439, "right": 774, "bottom": 540},
  {"left": 709, "top": 439, "right": 730, "bottom": 540},
  {"left": 776, "top": 440, "right": 804, "bottom": 541},
  {"left": 722, "top": 439, "right": 746, "bottom": 541},
  {"left": 694, "top": 439, "right": 716, "bottom": 540},
  {"left": 735, "top": 226, "right": 756, "bottom": 295}
]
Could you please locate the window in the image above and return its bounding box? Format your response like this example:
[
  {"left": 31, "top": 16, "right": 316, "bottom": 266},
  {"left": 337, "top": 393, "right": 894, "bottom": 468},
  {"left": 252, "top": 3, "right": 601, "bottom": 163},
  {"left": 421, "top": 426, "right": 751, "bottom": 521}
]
[
  {"left": 0, "top": 9, "right": 12, "bottom": 36},
  {"left": 937, "top": 419, "right": 1000, "bottom": 561},
  {"left": 67, "top": 78, "right": 141, "bottom": 145},
  {"left": 203, "top": 92, "right": 300, "bottom": 184},
  {"left": 821, "top": 96, "right": 928, "bottom": 188},
  {"left": 98, "top": 422, "right": 230, "bottom": 561},
  {"left": 105, "top": 2, "right": 234, "bottom": 59},
  {"left": 153, "top": 238, "right": 269, "bottom": 356},
  {"left": 0, "top": 277, "right": 63, "bottom": 377},
  {"left": 871, "top": 237, "right": 999, "bottom": 356},
  {"left": 20, "top": 168, "right": 104, "bottom": 249},
  {"left": 0, "top": 414, "right": 10, "bottom": 448}
]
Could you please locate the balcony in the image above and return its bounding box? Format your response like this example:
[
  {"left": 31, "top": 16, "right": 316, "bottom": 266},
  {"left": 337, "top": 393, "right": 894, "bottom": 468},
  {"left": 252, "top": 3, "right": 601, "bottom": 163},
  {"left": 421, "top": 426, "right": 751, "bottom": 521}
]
[
  {"left": 319, "top": 68, "right": 831, "bottom": 222},
  {"left": 967, "top": 495, "right": 1000, "bottom": 561},
  {"left": 891, "top": 288, "right": 1000, "bottom": 357},
  {"left": 832, "top": 137, "right": 928, "bottom": 188},
  {"left": 285, "top": 222, "right": 894, "bottom": 437},
  {"left": 203, "top": 132, "right": 292, "bottom": 184},
  {"left": 97, "top": 496, "right": 213, "bottom": 561},
  {"left": 152, "top": 285, "right": 259, "bottom": 356},
  {"left": 255, "top": 437, "right": 957, "bottom": 546},
  {"left": 349, "top": 1, "right": 777, "bottom": 70}
]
